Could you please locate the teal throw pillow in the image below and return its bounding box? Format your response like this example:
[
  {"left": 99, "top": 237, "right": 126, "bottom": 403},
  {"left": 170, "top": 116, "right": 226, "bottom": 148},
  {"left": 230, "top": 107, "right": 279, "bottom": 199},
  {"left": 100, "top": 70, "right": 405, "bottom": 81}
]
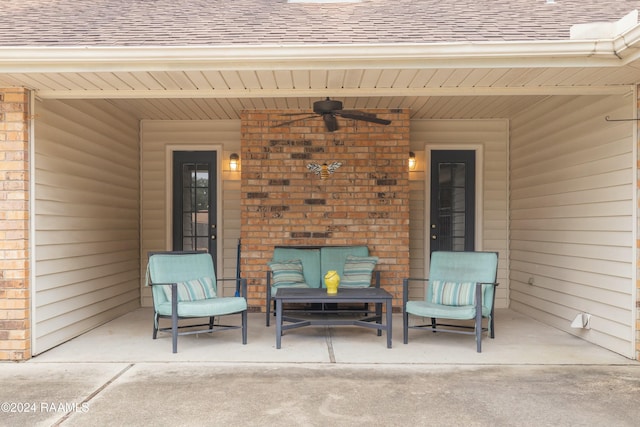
[
  {"left": 162, "top": 276, "right": 216, "bottom": 302},
  {"left": 268, "top": 259, "right": 307, "bottom": 287},
  {"left": 341, "top": 255, "right": 378, "bottom": 287},
  {"left": 430, "top": 280, "right": 476, "bottom": 306}
]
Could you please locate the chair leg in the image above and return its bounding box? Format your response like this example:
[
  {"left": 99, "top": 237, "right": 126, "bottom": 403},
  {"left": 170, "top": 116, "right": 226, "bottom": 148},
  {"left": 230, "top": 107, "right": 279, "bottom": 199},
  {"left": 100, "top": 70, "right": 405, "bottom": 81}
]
[
  {"left": 242, "top": 310, "right": 247, "bottom": 344},
  {"left": 209, "top": 316, "right": 215, "bottom": 331},
  {"left": 171, "top": 310, "right": 179, "bottom": 354},
  {"left": 475, "top": 312, "right": 482, "bottom": 353},
  {"left": 431, "top": 317, "right": 437, "bottom": 332},
  {"left": 490, "top": 315, "right": 495, "bottom": 339},
  {"left": 266, "top": 298, "right": 272, "bottom": 327},
  {"left": 403, "top": 311, "right": 409, "bottom": 344},
  {"left": 152, "top": 313, "right": 158, "bottom": 339}
]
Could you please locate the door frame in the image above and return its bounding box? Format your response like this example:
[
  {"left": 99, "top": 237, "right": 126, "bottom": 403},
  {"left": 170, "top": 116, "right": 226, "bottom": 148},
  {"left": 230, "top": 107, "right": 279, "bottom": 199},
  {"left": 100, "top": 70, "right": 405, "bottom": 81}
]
[
  {"left": 164, "top": 144, "right": 223, "bottom": 273},
  {"left": 424, "top": 143, "right": 484, "bottom": 272}
]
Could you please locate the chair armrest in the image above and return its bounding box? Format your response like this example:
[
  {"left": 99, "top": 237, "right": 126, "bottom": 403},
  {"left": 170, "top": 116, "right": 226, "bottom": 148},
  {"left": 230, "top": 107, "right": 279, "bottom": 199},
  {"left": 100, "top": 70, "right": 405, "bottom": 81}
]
[{"left": 402, "top": 278, "right": 430, "bottom": 305}]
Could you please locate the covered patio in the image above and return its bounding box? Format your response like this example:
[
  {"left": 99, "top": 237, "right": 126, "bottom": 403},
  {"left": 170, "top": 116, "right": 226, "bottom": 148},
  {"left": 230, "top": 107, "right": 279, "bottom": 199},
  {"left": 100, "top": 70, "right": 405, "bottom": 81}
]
[
  {"left": 31, "top": 309, "right": 632, "bottom": 365},
  {"left": 1, "top": 1, "right": 640, "bottom": 362}
]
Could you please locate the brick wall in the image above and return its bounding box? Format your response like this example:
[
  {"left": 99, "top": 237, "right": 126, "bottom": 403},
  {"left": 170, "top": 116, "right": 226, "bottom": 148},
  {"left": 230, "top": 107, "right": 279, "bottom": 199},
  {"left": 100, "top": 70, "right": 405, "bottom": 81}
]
[
  {"left": 0, "top": 88, "right": 30, "bottom": 360},
  {"left": 240, "top": 109, "right": 410, "bottom": 310}
]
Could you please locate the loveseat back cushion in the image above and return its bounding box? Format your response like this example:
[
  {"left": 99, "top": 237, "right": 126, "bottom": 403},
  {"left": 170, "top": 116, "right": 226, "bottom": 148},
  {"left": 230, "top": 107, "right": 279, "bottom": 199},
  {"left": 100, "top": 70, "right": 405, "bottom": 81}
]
[
  {"left": 341, "top": 255, "right": 379, "bottom": 288},
  {"left": 268, "top": 259, "right": 307, "bottom": 288},
  {"left": 147, "top": 253, "right": 218, "bottom": 304},
  {"left": 271, "top": 248, "right": 321, "bottom": 287},
  {"left": 162, "top": 277, "right": 217, "bottom": 302},
  {"left": 427, "top": 251, "right": 498, "bottom": 308},
  {"left": 320, "top": 246, "right": 369, "bottom": 281}
]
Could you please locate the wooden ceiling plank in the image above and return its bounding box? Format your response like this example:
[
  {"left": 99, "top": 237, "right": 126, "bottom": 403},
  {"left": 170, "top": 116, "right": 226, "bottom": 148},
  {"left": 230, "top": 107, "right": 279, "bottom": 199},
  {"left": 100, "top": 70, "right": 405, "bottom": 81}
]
[
  {"left": 148, "top": 72, "right": 182, "bottom": 91},
  {"left": 441, "top": 69, "right": 473, "bottom": 88},
  {"left": 392, "top": 69, "right": 419, "bottom": 88},
  {"left": 237, "top": 70, "right": 263, "bottom": 89},
  {"left": 128, "top": 71, "right": 166, "bottom": 90},
  {"left": 220, "top": 70, "right": 247, "bottom": 90},
  {"left": 165, "top": 71, "right": 198, "bottom": 91},
  {"left": 182, "top": 71, "right": 214, "bottom": 90},
  {"left": 273, "top": 70, "right": 294, "bottom": 90},
  {"left": 376, "top": 69, "right": 401, "bottom": 88},
  {"left": 290, "top": 70, "right": 310, "bottom": 90},
  {"left": 326, "top": 69, "right": 346, "bottom": 89},
  {"left": 309, "top": 70, "right": 327, "bottom": 89},
  {"left": 255, "top": 70, "right": 278, "bottom": 90},
  {"left": 200, "top": 71, "right": 231, "bottom": 90},
  {"left": 359, "top": 69, "right": 382, "bottom": 88},
  {"left": 91, "top": 72, "right": 134, "bottom": 90}
]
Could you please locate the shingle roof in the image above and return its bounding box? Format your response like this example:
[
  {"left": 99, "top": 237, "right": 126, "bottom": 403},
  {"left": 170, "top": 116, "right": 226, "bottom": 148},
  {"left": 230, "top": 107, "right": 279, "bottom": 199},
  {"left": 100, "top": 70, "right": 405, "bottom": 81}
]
[{"left": 1, "top": 0, "right": 639, "bottom": 46}]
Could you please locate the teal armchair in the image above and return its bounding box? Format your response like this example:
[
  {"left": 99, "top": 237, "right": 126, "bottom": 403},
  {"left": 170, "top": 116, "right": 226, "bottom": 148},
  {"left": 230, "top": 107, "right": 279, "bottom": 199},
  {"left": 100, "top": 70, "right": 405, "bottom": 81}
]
[
  {"left": 403, "top": 251, "right": 499, "bottom": 352},
  {"left": 146, "top": 251, "right": 247, "bottom": 353}
]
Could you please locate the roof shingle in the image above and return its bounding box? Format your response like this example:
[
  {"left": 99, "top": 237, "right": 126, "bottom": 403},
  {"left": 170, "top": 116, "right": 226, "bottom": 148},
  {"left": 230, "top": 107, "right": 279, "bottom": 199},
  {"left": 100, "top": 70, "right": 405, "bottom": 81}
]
[{"left": 0, "top": 0, "right": 639, "bottom": 46}]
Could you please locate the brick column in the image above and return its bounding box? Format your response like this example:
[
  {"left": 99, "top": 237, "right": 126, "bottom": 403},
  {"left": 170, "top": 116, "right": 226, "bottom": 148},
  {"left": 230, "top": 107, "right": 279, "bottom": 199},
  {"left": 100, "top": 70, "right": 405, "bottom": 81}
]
[{"left": 0, "top": 88, "right": 31, "bottom": 360}]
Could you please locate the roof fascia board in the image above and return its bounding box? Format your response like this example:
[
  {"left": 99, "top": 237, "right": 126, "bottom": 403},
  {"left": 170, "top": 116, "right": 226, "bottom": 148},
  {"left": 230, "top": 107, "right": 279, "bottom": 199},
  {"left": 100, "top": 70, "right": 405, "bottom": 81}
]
[
  {"left": 35, "top": 85, "right": 634, "bottom": 100},
  {"left": 0, "top": 39, "right": 634, "bottom": 73}
]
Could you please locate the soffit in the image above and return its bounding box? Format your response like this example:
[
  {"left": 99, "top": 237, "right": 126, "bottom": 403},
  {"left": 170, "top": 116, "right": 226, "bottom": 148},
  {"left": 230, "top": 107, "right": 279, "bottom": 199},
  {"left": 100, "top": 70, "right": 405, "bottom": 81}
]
[{"left": 1, "top": 40, "right": 639, "bottom": 120}]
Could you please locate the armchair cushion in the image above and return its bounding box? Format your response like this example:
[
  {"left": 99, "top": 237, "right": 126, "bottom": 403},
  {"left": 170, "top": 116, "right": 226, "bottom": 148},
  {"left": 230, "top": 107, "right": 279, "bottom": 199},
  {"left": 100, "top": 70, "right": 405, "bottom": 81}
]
[
  {"left": 155, "top": 297, "right": 248, "bottom": 317},
  {"left": 268, "top": 259, "right": 307, "bottom": 287},
  {"left": 161, "top": 277, "right": 216, "bottom": 302},
  {"left": 341, "top": 255, "right": 379, "bottom": 288},
  {"left": 430, "top": 280, "right": 475, "bottom": 306},
  {"left": 406, "top": 300, "right": 492, "bottom": 320}
]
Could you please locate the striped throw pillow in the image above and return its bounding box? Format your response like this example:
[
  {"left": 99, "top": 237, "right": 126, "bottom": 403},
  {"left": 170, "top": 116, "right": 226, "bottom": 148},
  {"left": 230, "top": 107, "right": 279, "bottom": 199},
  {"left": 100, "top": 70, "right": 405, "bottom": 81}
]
[
  {"left": 268, "top": 259, "right": 306, "bottom": 287},
  {"left": 431, "top": 280, "right": 476, "bottom": 306},
  {"left": 163, "top": 277, "right": 216, "bottom": 302},
  {"left": 341, "top": 255, "right": 378, "bottom": 287}
]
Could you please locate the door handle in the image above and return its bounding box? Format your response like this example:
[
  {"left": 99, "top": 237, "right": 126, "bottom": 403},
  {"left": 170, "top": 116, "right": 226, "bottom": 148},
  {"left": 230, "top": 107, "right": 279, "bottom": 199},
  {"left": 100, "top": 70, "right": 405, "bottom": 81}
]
[{"left": 211, "top": 235, "right": 216, "bottom": 240}]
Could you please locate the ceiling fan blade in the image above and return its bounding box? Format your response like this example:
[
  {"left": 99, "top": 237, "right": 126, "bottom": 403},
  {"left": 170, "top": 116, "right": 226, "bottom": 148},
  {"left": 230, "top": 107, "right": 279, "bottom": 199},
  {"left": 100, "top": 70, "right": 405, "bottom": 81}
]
[
  {"left": 337, "top": 111, "right": 391, "bottom": 125},
  {"left": 272, "top": 115, "right": 317, "bottom": 127},
  {"left": 276, "top": 112, "right": 315, "bottom": 117},
  {"left": 323, "top": 114, "right": 339, "bottom": 132}
]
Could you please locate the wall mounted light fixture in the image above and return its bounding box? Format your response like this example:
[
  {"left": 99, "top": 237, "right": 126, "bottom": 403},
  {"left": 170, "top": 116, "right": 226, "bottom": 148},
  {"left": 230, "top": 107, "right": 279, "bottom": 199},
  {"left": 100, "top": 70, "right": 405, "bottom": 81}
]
[
  {"left": 408, "top": 152, "right": 416, "bottom": 171},
  {"left": 229, "top": 153, "right": 239, "bottom": 171}
]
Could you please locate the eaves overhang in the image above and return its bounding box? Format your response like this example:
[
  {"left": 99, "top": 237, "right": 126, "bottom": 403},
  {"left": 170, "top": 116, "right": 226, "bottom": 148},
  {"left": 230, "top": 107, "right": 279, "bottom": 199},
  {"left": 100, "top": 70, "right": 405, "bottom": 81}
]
[{"left": 0, "top": 28, "right": 639, "bottom": 73}]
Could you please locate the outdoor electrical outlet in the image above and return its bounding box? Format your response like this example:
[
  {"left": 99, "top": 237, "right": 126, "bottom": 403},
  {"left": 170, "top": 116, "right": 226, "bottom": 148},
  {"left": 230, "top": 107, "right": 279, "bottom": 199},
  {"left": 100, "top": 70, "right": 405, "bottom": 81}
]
[{"left": 527, "top": 277, "right": 535, "bottom": 285}]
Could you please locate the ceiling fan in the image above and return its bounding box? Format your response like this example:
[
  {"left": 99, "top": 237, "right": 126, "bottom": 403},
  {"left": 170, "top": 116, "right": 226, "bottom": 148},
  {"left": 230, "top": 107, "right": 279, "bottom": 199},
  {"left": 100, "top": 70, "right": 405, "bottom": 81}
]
[{"left": 274, "top": 98, "right": 392, "bottom": 132}]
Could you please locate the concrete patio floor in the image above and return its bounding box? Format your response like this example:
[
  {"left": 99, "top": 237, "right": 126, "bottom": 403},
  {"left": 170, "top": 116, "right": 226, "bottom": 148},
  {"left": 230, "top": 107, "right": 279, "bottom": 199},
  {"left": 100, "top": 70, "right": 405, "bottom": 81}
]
[{"left": 2, "top": 308, "right": 639, "bottom": 426}]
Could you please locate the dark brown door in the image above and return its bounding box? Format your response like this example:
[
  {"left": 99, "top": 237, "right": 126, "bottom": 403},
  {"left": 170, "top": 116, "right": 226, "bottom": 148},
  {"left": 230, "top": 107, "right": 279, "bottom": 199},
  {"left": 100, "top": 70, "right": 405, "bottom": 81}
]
[{"left": 430, "top": 150, "right": 475, "bottom": 253}]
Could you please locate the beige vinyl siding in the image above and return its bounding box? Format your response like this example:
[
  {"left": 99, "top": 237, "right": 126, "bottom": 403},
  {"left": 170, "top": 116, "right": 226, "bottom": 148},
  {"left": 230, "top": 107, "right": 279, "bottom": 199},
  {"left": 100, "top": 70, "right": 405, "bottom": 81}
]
[
  {"left": 409, "top": 120, "right": 509, "bottom": 307},
  {"left": 140, "top": 120, "right": 241, "bottom": 306},
  {"left": 34, "top": 99, "right": 140, "bottom": 355},
  {"left": 509, "top": 94, "right": 635, "bottom": 358}
]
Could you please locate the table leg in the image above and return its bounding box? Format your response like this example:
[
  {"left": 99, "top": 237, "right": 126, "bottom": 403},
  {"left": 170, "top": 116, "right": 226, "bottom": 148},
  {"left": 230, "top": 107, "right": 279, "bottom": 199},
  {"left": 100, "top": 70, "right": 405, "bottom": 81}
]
[
  {"left": 276, "top": 299, "right": 282, "bottom": 349},
  {"left": 386, "top": 298, "right": 392, "bottom": 348},
  {"left": 375, "top": 301, "right": 382, "bottom": 336}
]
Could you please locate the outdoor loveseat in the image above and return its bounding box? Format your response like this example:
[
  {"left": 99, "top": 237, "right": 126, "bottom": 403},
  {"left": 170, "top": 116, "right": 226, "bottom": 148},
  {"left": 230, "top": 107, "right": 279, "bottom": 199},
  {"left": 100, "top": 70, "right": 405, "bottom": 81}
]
[{"left": 266, "top": 245, "right": 380, "bottom": 326}]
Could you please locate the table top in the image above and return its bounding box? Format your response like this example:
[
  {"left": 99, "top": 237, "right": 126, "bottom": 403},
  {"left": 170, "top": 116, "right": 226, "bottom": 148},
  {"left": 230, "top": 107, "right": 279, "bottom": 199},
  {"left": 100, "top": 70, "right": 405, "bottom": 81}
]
[{"left": 274, "top": 287, "right": 392, "bottom": 302}]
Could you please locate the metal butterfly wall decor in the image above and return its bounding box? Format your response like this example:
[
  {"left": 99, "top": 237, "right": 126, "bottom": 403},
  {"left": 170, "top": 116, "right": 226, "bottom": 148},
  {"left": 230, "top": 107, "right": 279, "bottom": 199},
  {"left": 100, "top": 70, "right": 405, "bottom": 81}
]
[{"left": 307, "top": 161, "right": 342, "bottom": 180}]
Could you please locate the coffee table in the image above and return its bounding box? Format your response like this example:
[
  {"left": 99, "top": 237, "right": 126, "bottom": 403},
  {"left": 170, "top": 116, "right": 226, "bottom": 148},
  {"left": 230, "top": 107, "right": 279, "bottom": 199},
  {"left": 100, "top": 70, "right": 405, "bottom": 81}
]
[{"left": 274, "top": 287, "right": 393, "bottom": 349}]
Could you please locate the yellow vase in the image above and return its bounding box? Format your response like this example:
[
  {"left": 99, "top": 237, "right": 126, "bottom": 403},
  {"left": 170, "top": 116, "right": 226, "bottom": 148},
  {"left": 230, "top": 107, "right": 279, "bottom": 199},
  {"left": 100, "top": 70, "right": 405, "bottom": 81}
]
[{"left": 324, "top": 270, "right": 340, "bottom": 294}]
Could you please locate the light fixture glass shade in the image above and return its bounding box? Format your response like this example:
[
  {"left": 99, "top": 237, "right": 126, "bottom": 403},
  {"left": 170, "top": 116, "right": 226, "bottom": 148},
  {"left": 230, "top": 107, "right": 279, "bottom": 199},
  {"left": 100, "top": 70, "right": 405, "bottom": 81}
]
[
  {"left": 408, "top": 152, "right": 416, "bottom": 170},
  {"left": 229, "top": 153, "right": 239, "bottom": 171}
]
